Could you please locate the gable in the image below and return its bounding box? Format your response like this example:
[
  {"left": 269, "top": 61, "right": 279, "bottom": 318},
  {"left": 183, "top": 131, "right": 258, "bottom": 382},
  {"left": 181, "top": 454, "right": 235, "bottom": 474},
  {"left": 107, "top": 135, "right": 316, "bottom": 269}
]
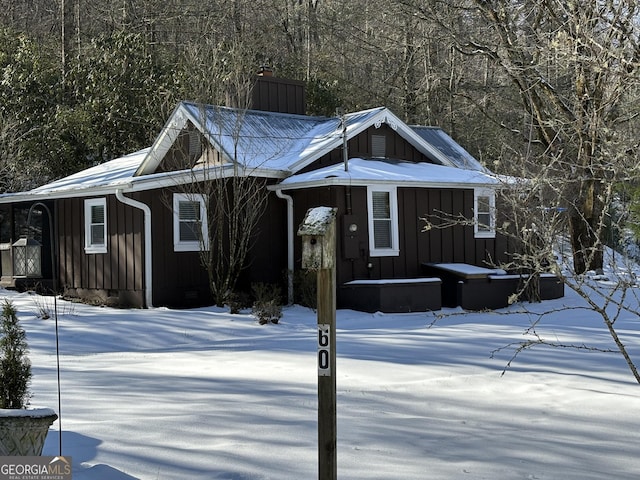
[
  {"left": 154, "top": 123, "right": 226, "bottom": 173},
  {"left": 135, "top": 102, "right": 335, "bottom": 177},
  {"left": 284, "top": 107, "right": 458, "bottom": 173},
  {"left": 135, "top": 103, "right": 466, "bottom": 179},
  {"left": 297, "top": 124, "right": 439, "bottom": 174}
]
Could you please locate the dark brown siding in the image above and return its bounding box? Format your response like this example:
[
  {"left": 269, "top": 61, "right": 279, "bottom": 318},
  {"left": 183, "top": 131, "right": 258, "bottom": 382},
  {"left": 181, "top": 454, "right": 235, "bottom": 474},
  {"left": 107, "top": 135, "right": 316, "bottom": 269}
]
[
  {"left": 250, "top": 75, "right": 306, "bottom": 115},
  {"left": 57, "top": 195, "right": 145, "bottom": 306},
  {"left": 53, "top": 180, "right": 514, "bottom": 308},
  {"left": 291, "top": 186, "right": 513, "bottom": 287},
  {"left": 138, "top": 189, "right": 211, "bottom": 308},
  {"left": 300, "top": 125, "right": 435, "bottom": 174},
  {"left": 350, "top": 124, "right": 429, "bottom": 162},
  {"left": 240, "top": 193, "right": 288, "bottom": 290},
  {"left": 140, "top": 184, "right": 288, "bottom": 308},
  {"left": 56, "top": 183, "right": 287, "bottom": 309}
]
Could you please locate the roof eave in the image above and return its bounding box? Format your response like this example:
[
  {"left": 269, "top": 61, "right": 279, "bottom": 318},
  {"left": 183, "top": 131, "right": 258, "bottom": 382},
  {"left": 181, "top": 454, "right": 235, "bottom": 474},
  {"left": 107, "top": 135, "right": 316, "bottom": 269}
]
[
  {"left": 0, "top": 166, "right": 289, "bottom": 204},
  {"left": 270, "top": 177, "right": 500, "bottom": 192},
  {"left": 0, "top": 184, "right": 130, "bottom": 203},
  {"left": 134, "top": 103, "right": 189, "bottom": 176},
  {"left": 128, "top": 166, "right": 288, "bottom": 192}
]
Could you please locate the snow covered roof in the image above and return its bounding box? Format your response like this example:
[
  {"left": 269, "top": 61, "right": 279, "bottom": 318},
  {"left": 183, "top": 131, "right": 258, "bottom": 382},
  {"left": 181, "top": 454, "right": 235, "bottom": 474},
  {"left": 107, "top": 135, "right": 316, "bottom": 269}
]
[
  {"left": 275, "top": 158, "right": 500, "bottom": 190},
  {"left": 411, "top": 126, "right": 487, "bottom": 172},
  {"left": 134, "top": 103, "right": 458, "bottom": 176},
  {"left": 0, "top": 148, "right": 267, "bottom": 203},
  {"left": 0, "top": 104, "right": 496, "bottom": 203},
  {"left": 0, "top": 149, "right": 149, "bottom": 203},
  {"left": 30, "top": 149, "right": 148, "bottom": 194}
]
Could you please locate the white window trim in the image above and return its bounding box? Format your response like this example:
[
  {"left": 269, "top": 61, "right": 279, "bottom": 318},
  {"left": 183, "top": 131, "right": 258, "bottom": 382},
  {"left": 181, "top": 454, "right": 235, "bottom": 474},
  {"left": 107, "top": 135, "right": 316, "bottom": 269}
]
[
  {"left": 84, "top": 198, "right": 108, "bottom": 254},
  {"left": 173, "top": 193, "right": 209, "bottom": 252},
  {"left": 367, "top": 185, "right": 400, "bottom": 257},
  {"left": 474, "top": 188, "right": 496, "bottom": 239}
]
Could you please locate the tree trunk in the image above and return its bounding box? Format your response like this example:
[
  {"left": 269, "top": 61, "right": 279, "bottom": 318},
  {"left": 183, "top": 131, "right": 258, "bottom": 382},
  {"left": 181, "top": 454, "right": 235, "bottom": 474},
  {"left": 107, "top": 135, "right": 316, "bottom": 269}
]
[{"left": 569, "top": 179, "right": 604, "bottom": 274}]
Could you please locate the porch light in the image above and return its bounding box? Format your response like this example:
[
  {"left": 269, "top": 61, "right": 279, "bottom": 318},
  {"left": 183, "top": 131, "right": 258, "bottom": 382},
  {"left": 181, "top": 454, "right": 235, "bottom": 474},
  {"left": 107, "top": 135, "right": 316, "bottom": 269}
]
[{"left": 12, "top": 237, "right": 42, "bottom": 278}]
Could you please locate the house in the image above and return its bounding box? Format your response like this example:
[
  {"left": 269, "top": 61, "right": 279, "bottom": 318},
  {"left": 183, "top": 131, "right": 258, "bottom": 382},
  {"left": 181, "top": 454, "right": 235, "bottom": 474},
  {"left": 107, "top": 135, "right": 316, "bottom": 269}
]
[{"left": 0, "top": 74, "right": 561, "bottom": 311}]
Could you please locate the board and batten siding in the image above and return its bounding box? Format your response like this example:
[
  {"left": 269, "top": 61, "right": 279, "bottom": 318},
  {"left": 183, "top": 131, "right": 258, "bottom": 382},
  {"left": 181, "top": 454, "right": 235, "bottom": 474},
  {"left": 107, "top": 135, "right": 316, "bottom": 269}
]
[
  {"left": 139, "top": 184, "right": 287, "bottom": 308},
  {"left": 292, "top": 185, "right": 512, "bottom": 287},
  {"left": 135, "top": 189, "right": 211, "bottom": 308},
  {"left": 299, "top": 124, "right": 435, "bottom": 174},
  {"left": 57, "top": 195, "right": 145, "bottom": 306}
]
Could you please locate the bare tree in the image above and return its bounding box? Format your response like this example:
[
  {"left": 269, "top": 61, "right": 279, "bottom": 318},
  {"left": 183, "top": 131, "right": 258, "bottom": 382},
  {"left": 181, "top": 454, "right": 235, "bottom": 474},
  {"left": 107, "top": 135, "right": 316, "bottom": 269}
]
[
  {"left": 171, "top": 38, "right": 273, "bottom": 307},
  {"left": 423, "top": 167, "right": 640, "bottom": 384},
  {"left": 425, "top": 0, "right": 640, "bottom": 274},
  {"left": 187, "top": 153, "right": 271, "bottom": 308}
]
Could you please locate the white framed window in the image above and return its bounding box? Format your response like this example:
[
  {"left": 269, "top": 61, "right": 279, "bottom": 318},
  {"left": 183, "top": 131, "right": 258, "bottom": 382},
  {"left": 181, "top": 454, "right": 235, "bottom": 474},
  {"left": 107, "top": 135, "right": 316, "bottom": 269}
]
[
  {"left": 474, "top": 188, "right": 496, "bottom": 238},
  {"left": 84, "top": 198, "right": 107, "bottom": 254},
  {"left": 173, "top": 193, "right": 209, "bottom": 252},
  {"left": 367, "top": 186, "right": 399, "bottom": 257}
]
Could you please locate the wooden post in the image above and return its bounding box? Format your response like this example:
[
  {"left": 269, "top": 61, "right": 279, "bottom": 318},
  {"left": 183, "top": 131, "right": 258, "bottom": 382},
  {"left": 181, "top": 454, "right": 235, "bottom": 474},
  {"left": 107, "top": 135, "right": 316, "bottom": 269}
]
[{"left": 298, "top": 206, "right": 337, "bottom": 480}]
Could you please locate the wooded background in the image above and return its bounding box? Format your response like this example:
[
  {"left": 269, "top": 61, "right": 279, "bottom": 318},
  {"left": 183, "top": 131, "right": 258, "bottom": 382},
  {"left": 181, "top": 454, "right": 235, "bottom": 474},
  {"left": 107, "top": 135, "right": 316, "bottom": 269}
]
[{"left": 1, "top": 0, "right": 639, "bottom": 272}]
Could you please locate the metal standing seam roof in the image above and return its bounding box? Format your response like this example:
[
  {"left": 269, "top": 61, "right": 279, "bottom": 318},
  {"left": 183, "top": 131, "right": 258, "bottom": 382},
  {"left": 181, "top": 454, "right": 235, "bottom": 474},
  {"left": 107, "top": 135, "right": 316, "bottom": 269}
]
[
  {"left": 183, "top": 102, "right": 337, "bottom": 171},
  {"left": 0, "top": 105, "right": 495, "bottom": 203},
  {"left": 135, "top": 102, "right": 462, "bottom": 177},
  {"left": 411, "top": 126, "right": 487, "bottom": 172},
  {"left": 181, "top": 103, "right": 406, "bottom": 172},
  {"left": 0, "top": 149, "right": 150, "bottom": 200}
]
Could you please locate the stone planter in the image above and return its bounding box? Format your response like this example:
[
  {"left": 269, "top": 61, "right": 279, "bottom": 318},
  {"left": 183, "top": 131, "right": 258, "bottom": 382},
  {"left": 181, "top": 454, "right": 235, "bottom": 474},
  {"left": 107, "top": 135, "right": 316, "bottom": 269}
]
[{"left": 0, "top": 408, "right": 58, "bottom": 456}]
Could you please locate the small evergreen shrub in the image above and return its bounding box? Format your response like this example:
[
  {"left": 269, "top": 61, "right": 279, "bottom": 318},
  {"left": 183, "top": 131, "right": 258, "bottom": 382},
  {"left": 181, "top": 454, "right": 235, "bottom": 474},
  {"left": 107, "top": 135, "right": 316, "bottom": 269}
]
[
  {"left": 225, "top": 290, "right": 252, "bottom": 314},
  {"left": 0, "top": 301, "right": 32, "bottom": 409},
  {"left": 251, "top": 283, "right": 283, "bottom": 325}
]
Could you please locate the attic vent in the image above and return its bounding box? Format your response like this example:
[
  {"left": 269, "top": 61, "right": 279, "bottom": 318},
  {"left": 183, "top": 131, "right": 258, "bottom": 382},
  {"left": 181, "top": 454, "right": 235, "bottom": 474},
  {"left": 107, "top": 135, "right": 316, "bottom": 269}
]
[
  {"left": 189, "top": 130, "right": 202, "bottom": 161},
  {"left": 372, "top": 135, "right": 386, "bottom": 157}
]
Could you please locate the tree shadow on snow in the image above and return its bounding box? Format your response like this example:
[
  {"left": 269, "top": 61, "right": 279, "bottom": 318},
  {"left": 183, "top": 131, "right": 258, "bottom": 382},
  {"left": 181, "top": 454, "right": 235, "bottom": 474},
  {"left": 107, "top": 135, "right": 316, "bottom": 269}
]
[{"left": 42, "top": 430, "right": 140, "bottom": 480}]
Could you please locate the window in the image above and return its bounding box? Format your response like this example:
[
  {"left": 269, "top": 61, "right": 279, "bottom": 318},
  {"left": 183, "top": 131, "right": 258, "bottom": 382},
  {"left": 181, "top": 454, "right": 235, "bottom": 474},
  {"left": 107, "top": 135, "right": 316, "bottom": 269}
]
[
  {"left": 367, "top": 186, "right": 399, "bottom": 256},
  {"left": 84, "top": 198, "right": 107, "bottom": 253},
  {"left": 173, "top": 193, "right": 209, "bottom": 252},
  {"left": 474, "top": 188, "right": 496, "bottom": 238},
  {"left": 188, "top": 130, "right": 202, "bottom": 161},
  {"left": 371, "top": 134, "right": 386, "bottom": 157}
]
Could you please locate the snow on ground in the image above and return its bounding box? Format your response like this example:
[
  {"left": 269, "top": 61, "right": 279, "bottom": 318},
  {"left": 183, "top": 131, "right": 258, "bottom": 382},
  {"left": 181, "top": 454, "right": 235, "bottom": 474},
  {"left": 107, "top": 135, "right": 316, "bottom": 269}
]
[{"left": 6, "top": 262, "right": 640, "bottom": 479}]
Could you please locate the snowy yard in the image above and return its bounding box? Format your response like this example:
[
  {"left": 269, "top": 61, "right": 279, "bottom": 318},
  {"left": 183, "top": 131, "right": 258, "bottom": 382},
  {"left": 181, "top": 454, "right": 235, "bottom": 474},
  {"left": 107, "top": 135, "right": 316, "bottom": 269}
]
[{"left": 7, "top": 273, "right": 640, "bottom": 479}]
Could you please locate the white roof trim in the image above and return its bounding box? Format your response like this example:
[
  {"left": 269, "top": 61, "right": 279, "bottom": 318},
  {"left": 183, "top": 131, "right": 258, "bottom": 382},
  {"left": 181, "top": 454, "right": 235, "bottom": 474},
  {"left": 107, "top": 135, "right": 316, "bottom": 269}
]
[
  {"left": 367, "top": 109, "right": 457, "bottom": 168},
  {"left": 0, "top": 164, "right": 287, "bottom": 204},
  {"left": 270, "top": 176, "right": 497, "bottom": 191},
  {"left": 135, "top": 104, "right": 189, "bottom": 176},
  {"left": 127, "top": 166, "right": 286, "bottom": 193},
  {"left": 286, "top": 107, "right": 457, "bottom": 173},
  {"left": 271, "top": 158, "right": 499, "bottom": 192}
]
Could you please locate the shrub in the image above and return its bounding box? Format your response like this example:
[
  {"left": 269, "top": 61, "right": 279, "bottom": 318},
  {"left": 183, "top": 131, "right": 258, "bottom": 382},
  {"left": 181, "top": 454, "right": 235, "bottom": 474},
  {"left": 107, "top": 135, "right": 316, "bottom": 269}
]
[
  {"left": 225, "top": 290, "right": 252, "bottom": 314},
  {"left": 0, "top": 301, "right": 31, "bottom": 409},
  {"left": 251, "top": 283, "right": 283, "bottom": 325}
]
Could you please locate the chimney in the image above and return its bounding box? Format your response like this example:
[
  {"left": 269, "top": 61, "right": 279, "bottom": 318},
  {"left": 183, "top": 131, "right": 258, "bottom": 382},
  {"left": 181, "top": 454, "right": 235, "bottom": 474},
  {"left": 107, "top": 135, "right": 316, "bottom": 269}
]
[
  {"left": 257, "top": 65, "right": 273, "bottom": 77},
  {"left": 251, "top": 67, "right": 306, "bottom": 115}
]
